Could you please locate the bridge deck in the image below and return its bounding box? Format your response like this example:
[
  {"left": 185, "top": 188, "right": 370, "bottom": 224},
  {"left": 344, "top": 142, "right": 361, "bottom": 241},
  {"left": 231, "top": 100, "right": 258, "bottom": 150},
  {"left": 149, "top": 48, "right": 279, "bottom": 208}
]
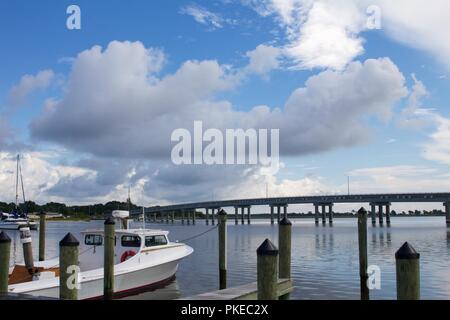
[{"left": 133, "top": 193, "right": 450, "bottom": 214}]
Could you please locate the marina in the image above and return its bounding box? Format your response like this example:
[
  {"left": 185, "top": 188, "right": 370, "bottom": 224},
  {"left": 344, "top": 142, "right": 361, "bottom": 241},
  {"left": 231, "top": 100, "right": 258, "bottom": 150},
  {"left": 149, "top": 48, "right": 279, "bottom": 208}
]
[{"left": 1, "top": 212, "right": 449, "bottom": 300}]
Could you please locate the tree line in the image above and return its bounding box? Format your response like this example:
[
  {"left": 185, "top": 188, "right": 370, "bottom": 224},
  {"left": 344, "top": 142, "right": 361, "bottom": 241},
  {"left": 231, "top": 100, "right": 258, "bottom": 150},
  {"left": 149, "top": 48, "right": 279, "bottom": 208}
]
[{"left": 0, "top": 200, "right": 139, "bottom": 218}]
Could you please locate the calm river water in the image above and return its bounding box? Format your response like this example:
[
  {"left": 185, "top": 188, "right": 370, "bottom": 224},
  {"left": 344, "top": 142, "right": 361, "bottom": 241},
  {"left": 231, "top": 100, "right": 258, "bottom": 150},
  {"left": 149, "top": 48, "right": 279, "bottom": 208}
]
[{"left": 5, "top": 216, "right": 450, "bottom": 300}]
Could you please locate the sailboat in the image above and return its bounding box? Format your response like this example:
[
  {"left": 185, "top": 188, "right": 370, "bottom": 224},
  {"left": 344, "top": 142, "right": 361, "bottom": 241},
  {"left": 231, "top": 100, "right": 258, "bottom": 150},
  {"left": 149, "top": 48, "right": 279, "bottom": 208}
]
[{"left": 0, "top": 155, "right": 37, "bottom": 230}]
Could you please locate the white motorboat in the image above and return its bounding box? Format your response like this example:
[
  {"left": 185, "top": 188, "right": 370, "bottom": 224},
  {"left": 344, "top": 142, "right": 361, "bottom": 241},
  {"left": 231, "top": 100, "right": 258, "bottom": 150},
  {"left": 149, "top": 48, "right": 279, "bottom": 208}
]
[
  {"left": 7, "top": 227, "right": 193, "bottom": 299},
  {"left": 0, "top": 212, "right": 37, "bottom": 230}
]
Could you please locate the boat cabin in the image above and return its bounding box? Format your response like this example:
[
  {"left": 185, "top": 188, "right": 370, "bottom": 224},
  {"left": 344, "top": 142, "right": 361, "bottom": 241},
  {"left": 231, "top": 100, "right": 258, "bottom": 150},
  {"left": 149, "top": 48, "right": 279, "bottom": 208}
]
[{"left": 79, "top": 229, "right": 170, "bottom": 271}]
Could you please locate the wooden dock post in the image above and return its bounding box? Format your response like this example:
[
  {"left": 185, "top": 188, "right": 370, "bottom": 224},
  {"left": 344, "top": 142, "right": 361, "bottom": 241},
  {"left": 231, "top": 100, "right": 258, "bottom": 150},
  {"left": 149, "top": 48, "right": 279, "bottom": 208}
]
[
  {"left": 104, "top": 217, "right": 115, "bottom": 300},
  {"left": 0, "top": 232, "right": 11, "bottom": 294},
  {"left": 59, "top": 233, "right": 80, "bottom": 300},
  {"left": 357, "top": 207, "right": 369, "bottom": 300},
  {"left": 396, "top": 242, "right": 420, "bottom": 300},
  {"left": 279, "top": 217, "right": 292, "bottom": 300},
  {"left": 257, "top": 239, "right": 279, "bottom": 300},
  {"left": 20, "top": 227, "right": 35, "bottom": 274},
  {"left": 39, "top": 212, "right": 46, "bottom": 261},
  {"left": 218, "top": 209, "right": 227, "bottom": 289}
]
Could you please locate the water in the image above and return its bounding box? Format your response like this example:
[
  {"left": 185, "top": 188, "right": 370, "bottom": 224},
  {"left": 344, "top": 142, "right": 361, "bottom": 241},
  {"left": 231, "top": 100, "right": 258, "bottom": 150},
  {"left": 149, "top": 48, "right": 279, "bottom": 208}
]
[{"left": 5, "top": 217, "right": 450, "bottom": 300}]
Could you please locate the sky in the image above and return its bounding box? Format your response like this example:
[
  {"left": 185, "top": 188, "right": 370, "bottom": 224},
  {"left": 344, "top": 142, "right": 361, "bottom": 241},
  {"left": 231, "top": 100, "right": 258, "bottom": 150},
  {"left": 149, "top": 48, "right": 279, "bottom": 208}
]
[{"left": 0, "top": 0, "right": 449, "bottom": 212}]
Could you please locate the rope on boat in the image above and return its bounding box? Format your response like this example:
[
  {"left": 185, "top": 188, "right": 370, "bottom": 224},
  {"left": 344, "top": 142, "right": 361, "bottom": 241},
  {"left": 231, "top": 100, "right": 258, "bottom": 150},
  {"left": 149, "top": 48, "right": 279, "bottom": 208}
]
[{"left": 176, "top": 224, "right": 219, "bottom": 243}]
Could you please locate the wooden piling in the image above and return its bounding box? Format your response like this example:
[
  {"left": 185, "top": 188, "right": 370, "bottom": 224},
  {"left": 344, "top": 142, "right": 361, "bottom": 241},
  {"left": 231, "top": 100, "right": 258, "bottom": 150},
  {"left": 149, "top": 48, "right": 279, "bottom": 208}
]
[
  {"left": 357, "top": 207, "right": 369, "bottom": 300},
  {"left": 396, "top": 242, "right": 420, "bottom": 300},
  {"left": 19, "top": 227, "right": 35, "bottom": 274},
  {"left": 257, "top": 239, "right": 279, "bottom": 300},
  {"left": 0, "top": 232, "right": 11, "bottom": 294},
  {"left": 59, "top": 233, "right": 80, "bottom": 300},
  {"left": 218, "top": 209, "right": 227, "bottom": 289},
  {"left": 38, "top": 212, "right": 46, "bottom": 261},
  {"left": 104, "top": 217, "right": 115, "bottom": 300},
  {"left": 279, "top": 217, "right": 292, "bottom": 300}
]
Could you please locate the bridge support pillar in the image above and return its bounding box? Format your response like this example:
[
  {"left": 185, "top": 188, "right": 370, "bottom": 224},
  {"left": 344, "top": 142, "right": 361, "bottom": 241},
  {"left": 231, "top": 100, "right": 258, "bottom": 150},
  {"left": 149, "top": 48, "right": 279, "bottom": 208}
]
[
  {"left": 205, "top": 208, "right": 209, "bottom": 225},
  {"left": 283, "top": 205, "right": 288, "bottom": 220},
  {"left": 314, "top": 205, "right": 319, "bottom": 225},
  {"left": 385, "top": 204, "right": 391, "bottom": 227},
  {"left": 166, "top": 212, "right": 170, "bottom": 224},
  {"left": 192, "top": 209, "right": 196, "bottom": 225},
  {"left": 211, "top": 208, "right": 216, "bottom": 225},
  {"left": 270, "top": 206, "right": 274, "bottom": 225},
  {"left": 187, "top": 210, "right": 191, "bottom": 225},
  {"left": 321, "top": 205, "right": 326, "bottom": 225},
  {"left": 370, "top": 204, "right": 376, "bottom": 226},
  {"left": 171, "top": 211, "right": 174, "bottom": 224},
  {"left": 181, "top": 210, "right": 185, "bottom": 225},
  {"left": 235, "top": 207, "right": 239, "bottom": 225},
  {"left": 247, "top": 207, "right": 251, "bottom": 225},
  {"left": 328, "top": 204, "right": 333, "bottom": 225},
  {"left": 277, "top": 206, "right": 281, "bottom": 223},
  {"left": 444, "top": 202, "right": 450, "bottom": 227},
  {"left": 241, "top": 207, "right": 245, "bottom": 225},
  {"left": 378, "top": 205, "right": 384, "bottom": 226}
]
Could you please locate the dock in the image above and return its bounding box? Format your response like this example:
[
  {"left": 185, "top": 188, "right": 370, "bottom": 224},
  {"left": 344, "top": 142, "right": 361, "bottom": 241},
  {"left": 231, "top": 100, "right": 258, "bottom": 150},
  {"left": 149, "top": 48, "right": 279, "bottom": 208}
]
[{"left": 179, "top": 278, "right": 293, "bottom": 300}]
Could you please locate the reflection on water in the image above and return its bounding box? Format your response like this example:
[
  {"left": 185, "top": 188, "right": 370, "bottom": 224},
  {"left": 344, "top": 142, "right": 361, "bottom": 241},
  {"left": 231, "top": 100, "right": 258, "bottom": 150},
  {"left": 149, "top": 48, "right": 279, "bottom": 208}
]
[{"left": 4, "top": 217, "right": 450, "bottom": 300}]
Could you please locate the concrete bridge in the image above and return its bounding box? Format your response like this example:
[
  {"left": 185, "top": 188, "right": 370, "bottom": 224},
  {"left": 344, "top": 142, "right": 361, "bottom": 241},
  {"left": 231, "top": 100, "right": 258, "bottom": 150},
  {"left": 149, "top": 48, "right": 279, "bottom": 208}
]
[{"left": 132, "top": 193, "right": 450, "bottom": 227}]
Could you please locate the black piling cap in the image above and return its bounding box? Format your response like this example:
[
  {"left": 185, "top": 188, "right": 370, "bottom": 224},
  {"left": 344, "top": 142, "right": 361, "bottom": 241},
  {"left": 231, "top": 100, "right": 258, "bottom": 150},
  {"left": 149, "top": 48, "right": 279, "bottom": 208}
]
[
  {"left": 59, "top": 233, "right": 79, "bottom": 247},
  {"left": 39, "top": 211, "right": 46, "bottom": 216},
  {"left": 104, "top": 216, "right": 116, "bottom": 225},
  {"left": 0, "top": 232, "right": 11, "bottom": 243},
  {"left": 358, "top": 207, "right": 367, "bottom": 215},
  {"left": 257, "top": 238, "right": 278, "bottom": 256},
  {"left": 395, "top": 242, "right": 420, "bottom": 260},
  {"left": 279, "top": 216, "right": 292, "bottom": 226},
  {"left": 218, "top": 209, "right": 227, "bottom": 216}
]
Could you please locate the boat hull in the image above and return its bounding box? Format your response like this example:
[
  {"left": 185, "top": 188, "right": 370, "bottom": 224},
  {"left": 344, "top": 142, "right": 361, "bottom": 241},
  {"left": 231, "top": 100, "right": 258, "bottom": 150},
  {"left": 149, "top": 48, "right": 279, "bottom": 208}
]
[
  {"left": 0, "top": 221, "right": 37, "bottom": 230},
  {"left": 10, "top": 259, "right": 181, "bottom": 300}
]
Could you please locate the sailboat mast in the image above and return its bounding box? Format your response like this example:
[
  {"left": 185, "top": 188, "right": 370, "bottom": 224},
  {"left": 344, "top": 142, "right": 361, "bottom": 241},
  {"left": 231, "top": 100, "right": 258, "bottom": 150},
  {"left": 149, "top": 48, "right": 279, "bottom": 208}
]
[{"left": 15, "top": 154, "right": 19, "bottom": 209}]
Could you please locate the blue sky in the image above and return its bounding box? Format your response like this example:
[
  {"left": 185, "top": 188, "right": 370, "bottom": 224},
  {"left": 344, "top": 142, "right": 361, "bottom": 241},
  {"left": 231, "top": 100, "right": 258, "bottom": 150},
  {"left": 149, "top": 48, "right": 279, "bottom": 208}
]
[{"left": 0, "top": 0, "right": 449, "bottom": 211}]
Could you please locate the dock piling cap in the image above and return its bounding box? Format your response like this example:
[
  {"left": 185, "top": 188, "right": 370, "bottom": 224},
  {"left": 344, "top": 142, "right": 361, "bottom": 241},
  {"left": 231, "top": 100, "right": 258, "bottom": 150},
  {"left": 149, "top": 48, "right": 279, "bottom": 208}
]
[
  {"left": 59, "top": 233, "right": 79, "bottom": 247},
  {"left": 257, "top": 238, "right": 278, "bottom": 256},
  {"left": 218, "top": 209, "right": 227, "bottom": 216},
  {"left": 0, "top": 231, "right": 11, "bottom": 243},
  {"left": 104, "top": 216, "right": 116, "bottom": 225},
  {"left": 395, "top": 242, "right": 420, "bottom": 260},
  {"left": 358, "top": 207, "right": 367, "bottom": 215},
  {"left": 279, "top": 216, "right": 292, "bottom": 226}
]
